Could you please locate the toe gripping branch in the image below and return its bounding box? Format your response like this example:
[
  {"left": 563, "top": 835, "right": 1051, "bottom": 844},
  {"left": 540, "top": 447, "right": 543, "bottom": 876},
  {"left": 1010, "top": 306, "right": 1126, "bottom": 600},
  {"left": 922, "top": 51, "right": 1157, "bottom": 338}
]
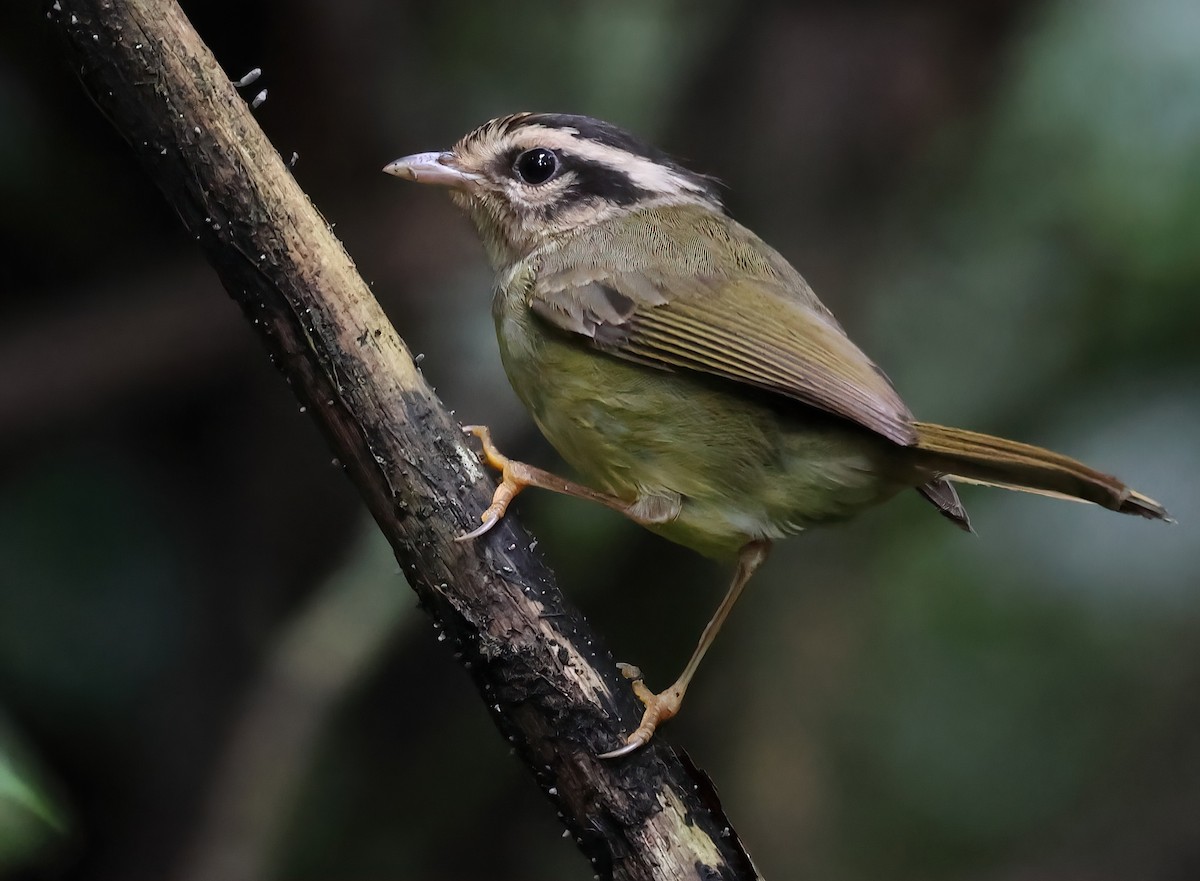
[{"left": 457, "top": 425, "right": 525, "bottom": 541}]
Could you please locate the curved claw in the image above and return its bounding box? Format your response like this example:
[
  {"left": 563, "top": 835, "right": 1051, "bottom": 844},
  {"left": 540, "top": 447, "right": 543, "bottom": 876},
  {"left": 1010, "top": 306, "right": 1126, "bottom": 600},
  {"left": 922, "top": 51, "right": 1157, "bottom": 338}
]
[
  {"left": 456, "top": 511, "right": 500, "bottom": 542},
  {"left": 598, "top": 676, "right": 682, "bottom": 760},
  {"left": 597, "top": 732, "right": 652, "bottom": 760}
]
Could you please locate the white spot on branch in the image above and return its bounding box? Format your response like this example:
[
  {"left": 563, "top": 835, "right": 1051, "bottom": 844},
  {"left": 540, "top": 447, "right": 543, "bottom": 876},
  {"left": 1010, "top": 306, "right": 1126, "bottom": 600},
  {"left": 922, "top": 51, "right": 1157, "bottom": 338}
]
[{"left": 234, "top": 68, "right": 262, "bottom": 89}]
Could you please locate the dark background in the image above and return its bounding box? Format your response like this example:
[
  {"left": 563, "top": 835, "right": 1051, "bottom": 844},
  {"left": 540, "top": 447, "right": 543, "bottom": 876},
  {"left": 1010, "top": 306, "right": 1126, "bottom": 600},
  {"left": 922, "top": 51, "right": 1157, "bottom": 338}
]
[{"left": 1, "top": 1, "right": 1198, "bottom": 879}]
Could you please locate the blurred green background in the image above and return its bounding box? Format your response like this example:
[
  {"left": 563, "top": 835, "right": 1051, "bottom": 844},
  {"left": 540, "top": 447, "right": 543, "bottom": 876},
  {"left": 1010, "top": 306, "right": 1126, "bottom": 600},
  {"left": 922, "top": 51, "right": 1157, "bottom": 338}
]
[{"left": 1, "top": 0, "right": 1197, "bottom": 878}]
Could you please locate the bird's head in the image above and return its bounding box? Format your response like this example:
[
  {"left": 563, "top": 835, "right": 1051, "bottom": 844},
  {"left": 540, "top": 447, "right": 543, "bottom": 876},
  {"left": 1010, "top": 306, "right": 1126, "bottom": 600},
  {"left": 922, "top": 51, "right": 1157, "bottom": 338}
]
[{"left": 384, "top": 113, "right": 721, "bottom": 267}]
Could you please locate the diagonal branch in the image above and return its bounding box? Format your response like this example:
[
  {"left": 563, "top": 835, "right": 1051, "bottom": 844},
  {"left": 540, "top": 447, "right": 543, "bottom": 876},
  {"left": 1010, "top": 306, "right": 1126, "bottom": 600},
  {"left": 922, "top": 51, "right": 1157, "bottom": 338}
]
[{"left": 49, "top": 1, "right": 762, "bottom": 879}]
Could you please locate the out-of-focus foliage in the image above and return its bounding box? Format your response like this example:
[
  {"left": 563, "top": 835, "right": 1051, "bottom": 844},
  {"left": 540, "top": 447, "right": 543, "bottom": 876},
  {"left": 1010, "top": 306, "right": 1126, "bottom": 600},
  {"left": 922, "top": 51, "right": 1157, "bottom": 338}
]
[
  {"left": 0, "top": 718, "right": 69, "bottom": 873},
  {"left": 0, "top": 0, "right": 1196, "bottom": 879}
]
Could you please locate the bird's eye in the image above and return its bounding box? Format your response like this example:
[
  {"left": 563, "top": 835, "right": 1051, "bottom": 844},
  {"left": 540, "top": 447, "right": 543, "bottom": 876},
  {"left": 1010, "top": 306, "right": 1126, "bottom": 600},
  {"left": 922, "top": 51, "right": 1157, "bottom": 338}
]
[{"left": 513, "top": 148, "right": 559, "bottom": 185}]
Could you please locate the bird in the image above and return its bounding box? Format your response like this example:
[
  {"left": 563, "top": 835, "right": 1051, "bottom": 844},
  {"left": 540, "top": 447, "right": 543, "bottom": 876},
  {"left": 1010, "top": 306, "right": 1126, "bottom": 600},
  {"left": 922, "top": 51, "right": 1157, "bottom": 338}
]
[{"left": 383, "top": 112, "right": 1168, "bottom": 758}]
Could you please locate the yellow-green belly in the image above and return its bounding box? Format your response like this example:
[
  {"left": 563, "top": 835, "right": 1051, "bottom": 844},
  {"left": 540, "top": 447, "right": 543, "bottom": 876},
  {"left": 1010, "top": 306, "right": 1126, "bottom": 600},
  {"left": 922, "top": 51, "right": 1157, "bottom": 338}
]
[{"left": 498, "top": 310, "right": 910, "bottom": 559}]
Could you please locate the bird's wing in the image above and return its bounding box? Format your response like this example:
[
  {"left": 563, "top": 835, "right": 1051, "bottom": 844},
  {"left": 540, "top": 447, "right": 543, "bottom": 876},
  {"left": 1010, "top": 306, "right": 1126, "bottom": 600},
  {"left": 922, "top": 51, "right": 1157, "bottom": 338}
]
[{"left": 528, "top": 265, "right": 917, "bottom": 446}]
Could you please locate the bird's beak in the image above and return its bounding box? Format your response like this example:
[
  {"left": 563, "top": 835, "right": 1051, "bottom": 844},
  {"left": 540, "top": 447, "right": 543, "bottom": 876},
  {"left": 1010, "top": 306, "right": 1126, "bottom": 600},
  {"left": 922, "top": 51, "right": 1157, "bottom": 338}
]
[{"left": 382, "top": 151, "right": 479, "bottom": 191}]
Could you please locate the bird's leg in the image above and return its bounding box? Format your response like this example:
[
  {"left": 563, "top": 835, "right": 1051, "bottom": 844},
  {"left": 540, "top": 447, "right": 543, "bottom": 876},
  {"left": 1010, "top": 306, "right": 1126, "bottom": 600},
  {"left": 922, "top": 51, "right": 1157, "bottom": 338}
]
[
  {"left": 458, "top": 425, "right": 646, "bottom": 541},
  {"left": 599, "top": 540, "right": 771, "bottom": 759}
]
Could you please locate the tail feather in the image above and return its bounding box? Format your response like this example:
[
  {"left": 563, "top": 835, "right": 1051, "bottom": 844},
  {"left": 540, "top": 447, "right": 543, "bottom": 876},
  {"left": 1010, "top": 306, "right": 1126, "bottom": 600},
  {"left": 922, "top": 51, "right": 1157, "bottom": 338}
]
[
  {"left": 912, "top": 422, "right": 1169, "bottom": 521},
  {"left": 917, "top": 478, "right": 974, "bottom": 533}
]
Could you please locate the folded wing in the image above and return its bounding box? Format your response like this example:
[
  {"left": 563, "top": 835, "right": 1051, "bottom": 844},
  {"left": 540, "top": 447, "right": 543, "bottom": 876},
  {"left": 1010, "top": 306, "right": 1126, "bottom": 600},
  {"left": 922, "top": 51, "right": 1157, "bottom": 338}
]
[{"left": 530, "top": 267, "right": 918, "bottom": 446}]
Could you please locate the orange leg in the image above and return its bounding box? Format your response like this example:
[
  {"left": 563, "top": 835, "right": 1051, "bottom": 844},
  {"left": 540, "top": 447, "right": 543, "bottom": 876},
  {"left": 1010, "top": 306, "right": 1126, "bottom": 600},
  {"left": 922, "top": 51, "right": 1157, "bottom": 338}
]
[
  {"left": 599, "top": 540, "right": 771, "bottom": 759},
  {"left": 457, "top": 425, "right": 647, "bottom": 541}
]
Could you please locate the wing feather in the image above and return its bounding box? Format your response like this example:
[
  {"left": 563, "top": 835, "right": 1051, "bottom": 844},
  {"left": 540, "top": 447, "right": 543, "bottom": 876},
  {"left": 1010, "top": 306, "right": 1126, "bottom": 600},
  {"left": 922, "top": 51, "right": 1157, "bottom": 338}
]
[{"left": 529, "top": 268, "right": 916, "bottom": 445}]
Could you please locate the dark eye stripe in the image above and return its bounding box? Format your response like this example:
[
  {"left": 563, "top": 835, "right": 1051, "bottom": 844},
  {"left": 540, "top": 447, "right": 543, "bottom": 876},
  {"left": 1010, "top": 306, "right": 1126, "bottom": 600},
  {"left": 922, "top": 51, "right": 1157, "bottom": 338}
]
[{"left": 558, "top": 156, "right": 651, "bottom": 207}]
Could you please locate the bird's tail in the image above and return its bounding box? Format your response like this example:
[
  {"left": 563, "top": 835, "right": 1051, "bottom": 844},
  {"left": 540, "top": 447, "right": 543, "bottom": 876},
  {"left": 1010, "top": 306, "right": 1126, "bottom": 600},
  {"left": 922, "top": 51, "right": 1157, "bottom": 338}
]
[{"left": 912, "top": 422, "right": 1169, "bottom": 521}]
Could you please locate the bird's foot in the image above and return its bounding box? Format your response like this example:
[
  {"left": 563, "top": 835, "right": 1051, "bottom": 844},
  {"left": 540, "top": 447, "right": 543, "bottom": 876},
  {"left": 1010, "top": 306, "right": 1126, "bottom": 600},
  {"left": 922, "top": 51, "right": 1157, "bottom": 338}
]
[
  {"left": 598, "top": 663, "right": 683, "bottom": 759},
  {"left": 459, "top": 424, "right": 644, "bottom": 540},
  {"left": 457, "top": 425, "right": 531, "bottom": 541}
]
